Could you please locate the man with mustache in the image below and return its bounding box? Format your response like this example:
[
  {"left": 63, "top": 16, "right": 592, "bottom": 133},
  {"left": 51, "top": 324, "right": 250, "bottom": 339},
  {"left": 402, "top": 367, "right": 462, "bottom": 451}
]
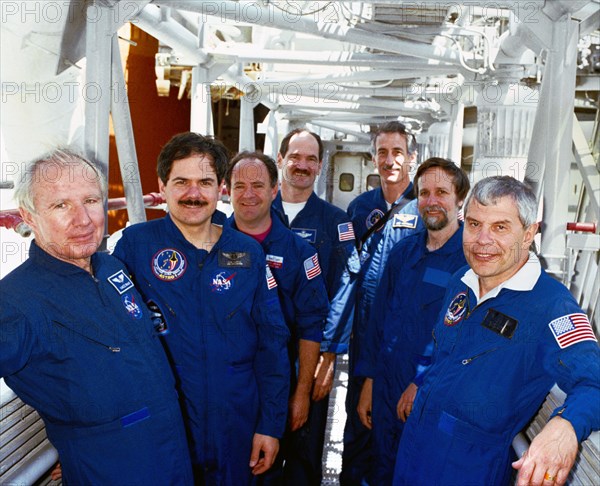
[
  {"left": 0, "top": 149, "right": 193, "bottom": 485},
  {"left": 272, "top": 129, "right": 360, "bottom": 484},
  {"left": 113, "top": 132, "right": 290, "bottom": 485},
  {"left": 342, "top": 121, "right": 423, "bottom": 485},
  {"left": 357, "top": 158, "right": 470, "bottom": 484},
  {"left": 393, "top": 176, "right": 600, "bottom": 486}
]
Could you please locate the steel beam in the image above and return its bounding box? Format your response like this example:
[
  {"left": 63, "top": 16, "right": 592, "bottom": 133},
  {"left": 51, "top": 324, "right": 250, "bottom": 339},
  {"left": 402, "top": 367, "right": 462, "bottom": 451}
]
[
  {"left": 239, "top": 95, "right": 256, "bottom": 151},
  {"left": 190, "top": 66, "right": 214, "bottom": 135},
  {"left": 135, "top": 4, "right": 209, "bottom": 65},
  {"left": 110, "top": 36, "right": 146, "bottom": 225},
  {"left": 527, "top": 15, "right": 579, "bottom": 280},
  {"left": 84, "top": 3, "right": 112, "bottom": 182},
  {"left": 157, "top": 1, "right": 468, "bottom": 67}
]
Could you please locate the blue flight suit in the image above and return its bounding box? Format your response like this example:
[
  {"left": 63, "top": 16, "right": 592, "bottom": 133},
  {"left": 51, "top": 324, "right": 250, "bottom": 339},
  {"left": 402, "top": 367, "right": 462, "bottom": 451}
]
[
  {"left": 347, "top": 186, "right": 388, "bottom": 242},
  {"left": 113, "top": 215, "right": 290, "bottom": 486},
  {"left": 0, "top": 241, "right": 193, "bottom": 486},
  {"left": 393, "top": 256, "right": 600, "bottom": 486},
  {"left": 342, "top": 184, "right": 422, "bottom": 485},
  {"left": 272, "top": 191, "right": 360, "bottom": 485},
  {"left": 229, "top": 212, "right": 328, "bottom": 355},
  {"left": 363, "top": 226, "right": 466, "bottom": 485},
  {"left": 273, "top": 191, "right": 360, "bottom": 354},
  {"left": 230, "top": 212, "right": 330, "bottom": 484}
]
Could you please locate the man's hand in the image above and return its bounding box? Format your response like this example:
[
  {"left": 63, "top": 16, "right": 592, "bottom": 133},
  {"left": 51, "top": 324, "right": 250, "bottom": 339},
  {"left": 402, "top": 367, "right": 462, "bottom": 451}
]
[
  {"left": 397, "top": 383, "right": 418, "bottom": 422},
  {"left": 358, "top": 378, "right": 373, "bottom": 429},
  {"left": 289, "top": 389, "right": 310, "bottom": 431},
  {"left": 51, "top": 462, "right": 62, "bottom": 481},
  {"left": 512, "top": 416, "right": 578, "bottom": 486},
  {"left": 249, "top": 433, "right": 279, "bottom": 475},
  {"left": 312, "top": 352, "right": 335, "bottom": 401}
]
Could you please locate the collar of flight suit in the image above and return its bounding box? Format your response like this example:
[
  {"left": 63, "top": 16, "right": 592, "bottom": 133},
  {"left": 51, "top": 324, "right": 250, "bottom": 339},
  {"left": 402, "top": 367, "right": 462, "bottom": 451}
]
[{"left": 461, "top": 251, "right": 542, "bottom": 305}]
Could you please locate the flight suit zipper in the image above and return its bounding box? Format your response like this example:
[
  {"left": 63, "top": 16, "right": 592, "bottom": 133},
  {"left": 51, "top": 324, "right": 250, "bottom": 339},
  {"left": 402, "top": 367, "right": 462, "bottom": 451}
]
[
  {"left": 461, "top": 348, "right": 498, "bottom": 365},
  {"left": 52, "top": 320, "right": 121, "bottom": 352}
]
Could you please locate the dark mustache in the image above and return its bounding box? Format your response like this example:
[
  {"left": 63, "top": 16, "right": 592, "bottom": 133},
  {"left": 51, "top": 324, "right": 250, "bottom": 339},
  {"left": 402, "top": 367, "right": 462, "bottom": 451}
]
[{"left": 178, "top": 199, "right": 208, "bottom": 207}]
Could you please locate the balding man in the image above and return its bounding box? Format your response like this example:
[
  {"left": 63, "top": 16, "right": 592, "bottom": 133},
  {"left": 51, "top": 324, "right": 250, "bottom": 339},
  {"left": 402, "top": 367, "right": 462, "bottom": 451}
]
[{"left": 0, "top": 149, "right": 193, "bottom": 485}]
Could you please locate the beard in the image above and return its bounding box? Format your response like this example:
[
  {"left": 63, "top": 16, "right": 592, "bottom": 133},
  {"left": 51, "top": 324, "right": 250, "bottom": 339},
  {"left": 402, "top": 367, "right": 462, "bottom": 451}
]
[{"left": 421, "top": 206, "right": 449, "bottom": 231}]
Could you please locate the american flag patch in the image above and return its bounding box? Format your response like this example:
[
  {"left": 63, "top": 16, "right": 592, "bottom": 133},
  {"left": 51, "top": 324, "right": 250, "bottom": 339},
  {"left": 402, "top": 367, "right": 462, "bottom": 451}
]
[
  {"left": 265, "top": 265, "right": 277, "bottom": 289},
  {"left": 338, "top": 222, "right": 355, "bottom": 242},
  {"left": 304, "top": 254, "right": 322, "bottom": 280},
  {"left": 549, "top": 313, "right": 597, "bottom": 349}
]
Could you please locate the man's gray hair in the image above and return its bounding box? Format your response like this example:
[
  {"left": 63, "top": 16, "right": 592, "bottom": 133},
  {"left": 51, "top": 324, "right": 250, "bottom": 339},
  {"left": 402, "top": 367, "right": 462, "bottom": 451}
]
[
  {"left": 464, "top": 176, "right": 538, "bottom": 227},
  {"left": 15, "top": 148, "right": 107, "bottom": 213}
]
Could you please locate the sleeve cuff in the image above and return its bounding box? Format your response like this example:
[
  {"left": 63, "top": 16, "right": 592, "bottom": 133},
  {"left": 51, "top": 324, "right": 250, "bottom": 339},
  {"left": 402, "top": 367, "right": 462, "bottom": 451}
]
[{"left": 550, "top": 406, "right": 591, "bottom": 442}]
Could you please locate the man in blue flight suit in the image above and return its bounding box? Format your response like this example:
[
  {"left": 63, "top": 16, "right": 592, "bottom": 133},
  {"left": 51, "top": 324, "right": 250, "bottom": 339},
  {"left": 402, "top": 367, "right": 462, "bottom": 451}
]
[
  {"left": 225, "top": 151, "right": 330, "bottom": 484},
  {"left": 356, "top": 158, "right": 470, "bottom": 484},
  {"left": 272, "top": 128, "right": 360, "bottom": 484},
  {"left": 394, "top": 176, "right": 600, "bottom": 486},
  {"left": 342, "top": 121, "right": 423, "bottom": 485},
  {"left": 0, "top": 149, "right": 193, "bottom": 485},
  {"left": 113, "top": 133, "right": 290, "bottom": 485}
]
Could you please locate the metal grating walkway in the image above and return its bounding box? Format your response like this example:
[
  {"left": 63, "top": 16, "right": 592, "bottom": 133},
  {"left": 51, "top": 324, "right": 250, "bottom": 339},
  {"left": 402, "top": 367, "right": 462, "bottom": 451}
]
[{"left": 322, "top": 354, "right": 349, "bottom": 485}]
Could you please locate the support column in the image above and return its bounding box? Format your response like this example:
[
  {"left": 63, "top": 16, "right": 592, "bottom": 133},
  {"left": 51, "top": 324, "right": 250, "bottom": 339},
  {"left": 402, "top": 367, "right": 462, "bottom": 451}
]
[
  {"left": 110, "top": 36, "right": 146, "bottom": 225},
  {"left": 527, "top": 17, "right": 579, "bottom": 279},
  {"left": 84, "top": 2, "right": 112, "bottom": 171},
  {"left": 239, "top": 95, "right": 256, "bottom": 151},
  {"left": 262, "top": 110, "right": 279, "bottom": 159},
  {"left": 448, "top": 102, "right": 465, "bottom": 166},
  {"left": 190, "top": 66, "right": 214, "bottom": 135},
  {"left": 85, "top": 2, "right": 114, "bottom": 247}
]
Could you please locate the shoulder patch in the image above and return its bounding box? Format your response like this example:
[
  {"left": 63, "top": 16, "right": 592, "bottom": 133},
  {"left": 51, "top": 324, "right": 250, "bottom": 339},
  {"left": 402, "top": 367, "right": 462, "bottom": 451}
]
[
  {"left": 303, "top": 253, "right": 322, "bottom": 280},
  {"left": 549, "top": 313, "right": 597, "bottom": 349},
  {"left": 107, "top": 269, "right": 134, "bottom": 294},
  {"left": 366, "top": 209, "right": 385, "bottom": 230},
  {"left": 444, "top": 291, "right": 467, "bottom": 326},
  {"left": 218, "top": 251, "right": 251, "bottom": 268},
  {"left": 392, "top": 213, "right": 418, "bottom": 229},
  {"left": 152, "top": 248, "right": 187, "bottom": 281},
  {"left": 338, "top": 222, "right": 355, "bottom": 242},
  {"left": 266, "top": 265, "right": 278, "bottom": 289}
]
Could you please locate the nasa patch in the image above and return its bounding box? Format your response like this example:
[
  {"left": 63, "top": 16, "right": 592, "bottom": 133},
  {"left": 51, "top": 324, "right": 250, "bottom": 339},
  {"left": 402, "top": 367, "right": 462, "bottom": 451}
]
[
  {"left": 122, "top": 293, "right": 143, "bottom": 320},
  {"left": 152, "top": 248, "right": 187, "bottom": 281},
  {"left": 366, "top": 209, "right": 385, "bottom": 230},
  {"left": 211, "top": 271, "right": 236, "bottom": 293},
  {"left": 107, "top": 269, "right": 134, "bottom": 294},
  {"left": 444, "top": 291, "right": 467, "bottom": 326},
  {"left": 392, "top": 213, "right": 418, "bottom": 229}
]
